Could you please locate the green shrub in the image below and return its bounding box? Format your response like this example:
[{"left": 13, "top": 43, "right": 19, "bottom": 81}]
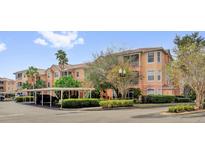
[
  {"left": 142, "top": 95, "right": 175, "bottom": 103},
  {"left": 61, "top": 99, "right": 100, "bottom": 108},
  {"left": 175, "top": 97, "right": 191, "bottom": 103},
  {"left": 15, "top": 96, "right": 34, "bottom": 102},
  {"left": 168, "top": 105, "right": 195, "bottom": 113},
  {"left": 99, "top": 100, "right": 134, "bottom": 108}
]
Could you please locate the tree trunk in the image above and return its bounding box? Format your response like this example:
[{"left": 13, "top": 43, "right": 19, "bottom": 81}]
[{"left": 195, "top": 92, "right": 204, "bottom": 110}]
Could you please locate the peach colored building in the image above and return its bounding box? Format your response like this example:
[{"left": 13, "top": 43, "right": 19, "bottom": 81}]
[
  {"left": 14, "top": 69, "right": 46, "bottom": 91},
  {"left": 45, "top": 63, "right": 87, "bottom": 88},
  {"left": 103, "top": 47, "right": 179, "bottom": 98},
  {"left": 12, "top": 47, "right": 179, "bottom": 98},
  {"left": 0, "top": 77, "right": 16, "bottom": 93}
]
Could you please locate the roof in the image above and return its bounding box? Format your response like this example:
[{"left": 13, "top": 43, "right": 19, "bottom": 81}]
[
  {"left": 20, "top": 87, "right": 95, "bottom": 92},
  {"left": 113, "top": 47, "right": 172, "bottom": 57},
  {"left": 47, "top": 63, "right": 88, "bottom": 71},
  {"left": 0, "top": 77, "right": 15, "bottom": 82},
  {"left": 13, "top": 68, "right": 46, "bottom": 75}
]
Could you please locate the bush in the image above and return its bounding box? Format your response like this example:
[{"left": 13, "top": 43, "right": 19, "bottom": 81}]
[
  {"left": 61, "top": 99, "right": 100, "bottom": 108},
  {"left": 142, "top": 95, "right": 175, "bottom": 103},
  {"left": 15, "top": 96, "right": 34, "bottom": 102},
  {"left": 168, "top": 105, "right": 195, "bottom": 113},
  {"left": 99, "top": 100, "right": 134, "bottom": 108},
  {"left": 175, "top": 97, "right": 191, "bottom": 103}
]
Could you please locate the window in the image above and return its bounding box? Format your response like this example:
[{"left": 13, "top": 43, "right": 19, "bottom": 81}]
[
  {"left": 17, "top": 82, "right": 22, "bottom": 88},
  {"left": 147, "top": 71, "right": 154, "bottom": 81},
  {"left": 157, "top": 52, "right": 161, "bottom": 63},
  {"left": 54, "top": 72, "right": 59, "bottom": 78},
  {"left": 0, "top": 81, "right": 3, "bottom": 84},
  {"left": 17, "top": 73, "right": 22, "bottom": 79},
  {"left": 76, "top": 72, "right": 79, "bottom": 77},
  {"left": 130, "top": 71, "right": 139, "bottom": 84},
  {"left": 156, "top": 89, "right": 162, "bottom": 95},
  {"left": 147, "top": 52, "right": 154, "bottom": 63},
  {"left": 47, "top": 82, "right": 50, "bottom": 87},
  {"left": 62, "top": 71, "right": 68, "bottom": 76},
  {"left": 157, "top": 70, "right": 161, "bottom": 81},
  {"left": 47, "top": 72, "right": 50, "bottom": 78},
  {"left": 147, "top": 89, "right": 155, "bottom": 95}
]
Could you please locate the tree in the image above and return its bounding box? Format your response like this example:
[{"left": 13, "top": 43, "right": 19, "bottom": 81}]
[
  {"left": 107, "top": 62, "right": 138, "bottom": 99},
  {"left": 54, "top": 76, "right": 81, "bottom": 99},
  {"left": 55, "top": 50, "right": 68, "bottom": 77},
  {"left": 86, "top": 48, "right": 140, "bottom": 99},
  {"left": 34, "top": 80, "right": 46, "bottom": 89},
  {"left": 22, "top": 81, "right": 32, "bottom": 89},
  {"left": 168, "top": 32, "right": 205, "bottom": 109},
  {"left": 26, "top": 66, "right": 39, "bottom": 89},
  {"left": 85, "top": 49, "right": 119, "bottom": 96},
  {"left": 54, "top": 76, "right": 81, "bottom": 88}
]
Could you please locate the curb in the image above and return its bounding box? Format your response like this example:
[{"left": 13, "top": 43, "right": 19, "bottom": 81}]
[{"left": 161, "top": 109, "right": 205, "bottom": 116}]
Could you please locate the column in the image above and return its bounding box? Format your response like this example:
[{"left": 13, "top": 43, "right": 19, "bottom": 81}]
[{"left": 41, "top": 91, "right": 44, "bottom": 106}]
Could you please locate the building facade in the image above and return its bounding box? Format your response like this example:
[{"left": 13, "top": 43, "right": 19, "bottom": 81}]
[
  {"left": 104, "top": 47, "right": 179, "bottom": 98},
  {"left": 14, "top": 69, "right": 46, "bottom": 90},
  {"left": 12, "top": 47, "right": 179, "bottom": 97},
  {"left": 0, "top": 77, "right": 16, "bottom": 93}
]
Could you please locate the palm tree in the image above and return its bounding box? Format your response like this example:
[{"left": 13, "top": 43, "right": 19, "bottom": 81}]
[
  {"left": 26, "top": 66, "right": 39, "bottom": 89},
  {"left": 55, "top": 50, "right": 68, "bottom": 77}
]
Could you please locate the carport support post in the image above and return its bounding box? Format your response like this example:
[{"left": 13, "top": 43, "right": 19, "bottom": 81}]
[
  {"left": 41, "top": 91, "right": 44, "bottom": 106},
  {"left": 50, "top": 90, "right": 52, "bottom": 107},
  {"left": 35, "top": 91, "right": 37, "bottom": 105},
  {"left": 60, "top": 90, "right": 63, "bottom": 109},
  {"left": 89, "top": 90, "right": 91, "bottom": 98}
]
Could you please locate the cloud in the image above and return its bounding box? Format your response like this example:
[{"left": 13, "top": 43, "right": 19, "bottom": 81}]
[
  {"left": 0, "top": 42, "right": 7, "bottom": 52},
  {"left": 35, "top": 31, "right": 84, "bottom": 49},
  {"left": 34, "top": 38, "right": 48, "bottom": 46}
]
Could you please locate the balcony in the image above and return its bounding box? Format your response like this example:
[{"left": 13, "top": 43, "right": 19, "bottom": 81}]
[{"left": 123, "top": 54, "right": 140, "bottom": 67}]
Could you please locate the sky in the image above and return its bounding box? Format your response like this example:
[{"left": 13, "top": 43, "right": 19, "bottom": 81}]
[{"left": 0, "top": 31, "right": 204, "bottom": 79}]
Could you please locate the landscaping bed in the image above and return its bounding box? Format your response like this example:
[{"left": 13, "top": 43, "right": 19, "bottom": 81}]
[
  {"left": 99, "top": 100, "right": 134, "bottom": 109},
  {"left": 15, "top": 96, "right": 34, "bottom": 102},
  {"left": 168, "top": 104, "right": 195, "bottom": 113},
  {"left": 60, "top": 98, "right": 100, "bottom": 108}
]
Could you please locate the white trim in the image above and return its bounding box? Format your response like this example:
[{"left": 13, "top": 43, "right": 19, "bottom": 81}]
[
  {"left": 157, "top": 51, "right": 161, "bottom": 63},
  {"left": 156, "top": 70, "right": 162, "bottom": 81},
  {"left": 20, "top": 87, "right": 95, "bottom": 92},
  {"left": 147, "top": 88, "right": 155, "bottom": 95},
  {"left": 147, "top": 70, "right": 155, "bottom": 81},
  {"left": 147, "top": 52, "right": 155, "bottom": 64}
]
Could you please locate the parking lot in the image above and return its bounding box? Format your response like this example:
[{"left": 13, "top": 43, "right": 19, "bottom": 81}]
[{"left": 0, "top": 101, "right": 205, "bottom": 122}]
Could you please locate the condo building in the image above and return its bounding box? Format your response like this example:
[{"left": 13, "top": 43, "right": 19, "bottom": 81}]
[
  {"left": 106, "top": 47, "right": 179, "bottom": 98},
  {"left": 0, "top": 77, "right": 16, "bottom": 93},
  {"left": 12, "top": 47, "right": 179, "bottom": 97}
]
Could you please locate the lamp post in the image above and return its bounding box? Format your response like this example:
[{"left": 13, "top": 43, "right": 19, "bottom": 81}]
[
  {"left": 119, "top": 68, "right": 126, "bottom": 77},
  {"left": 118, "top": 68, "right": 126, "bottom": 99}
]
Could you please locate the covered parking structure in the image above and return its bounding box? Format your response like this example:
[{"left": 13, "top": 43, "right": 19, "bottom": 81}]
[{"left": 19, "top": 87, "right": 95, "bottom": 108}]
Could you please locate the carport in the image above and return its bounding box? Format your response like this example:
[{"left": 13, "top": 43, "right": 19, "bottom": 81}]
[{"left": 21, "top": 87, "right": 95, "bottom": 108}]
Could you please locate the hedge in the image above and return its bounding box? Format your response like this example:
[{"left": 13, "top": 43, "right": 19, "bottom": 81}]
[
  {"left": 142, "top": 95, "right": 175, "bottom": 103},
  {"left": 15, "top": 96, "right": 34, "bottom": 102},
  {"left": 99, "top": 100, "right": 134, "bottom": 108},
  {"left": 175, "top": 97, "right": 191, "bottom": 103},
  {"left": 60, "top": 99, "right": 100, "bottom": 108},
  {"left": 168, "top": 105, "right": 195, "bottom": 113}
]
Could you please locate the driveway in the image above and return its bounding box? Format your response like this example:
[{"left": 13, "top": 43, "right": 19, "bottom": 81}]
[{"left": 0, "top": 101, "right": 205, "bottom": 123}]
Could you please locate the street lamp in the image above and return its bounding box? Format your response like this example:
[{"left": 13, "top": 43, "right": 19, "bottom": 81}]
[{"left": 119, "top": 68, "right": 126, "bottom": 77}]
